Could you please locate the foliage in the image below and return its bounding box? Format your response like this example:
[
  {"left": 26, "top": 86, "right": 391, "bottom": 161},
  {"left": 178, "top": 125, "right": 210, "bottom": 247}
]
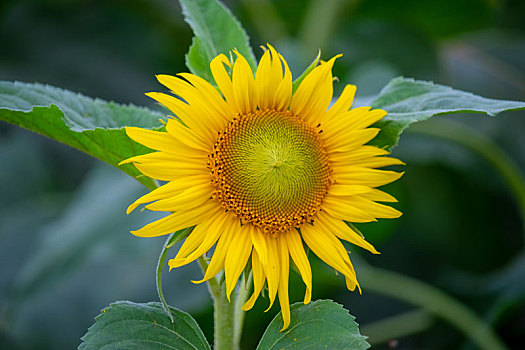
[
  {"left": 79, "top": 301, "right": 210, "bottom": 350},
  {"left": 370, "top": 77, "right": 525, "bottom": 150},
  {"left": 0, "top": 0, "right": 524, "bottom": 348},
  {"left": 0, "top": 81, "right": 163, "bottom": 190},
  {"left": 257, "top": 300, "right": 369, "bottom": 350}
]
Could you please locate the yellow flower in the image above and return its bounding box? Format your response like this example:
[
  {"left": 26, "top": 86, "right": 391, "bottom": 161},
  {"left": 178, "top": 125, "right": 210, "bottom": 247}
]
[{"left": 122, "top": 45, "right": 403, "bottom": 330}]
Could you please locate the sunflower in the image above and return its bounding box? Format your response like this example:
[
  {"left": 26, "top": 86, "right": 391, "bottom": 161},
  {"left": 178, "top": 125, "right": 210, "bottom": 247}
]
[{"left": 121, "top": 45, "right": 403, "bottom": 330}]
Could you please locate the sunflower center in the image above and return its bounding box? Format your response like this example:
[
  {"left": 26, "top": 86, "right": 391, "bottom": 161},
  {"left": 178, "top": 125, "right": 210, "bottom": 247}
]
[{"left": 208, "top": 110, "right": 332, "bottom": 233}]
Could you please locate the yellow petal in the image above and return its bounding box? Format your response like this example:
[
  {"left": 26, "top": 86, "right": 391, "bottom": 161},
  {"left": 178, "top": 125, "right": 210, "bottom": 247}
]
[
  {"left": 132, "top": 161, "right": 207, "bottom": 181},
  {"left": 178, "top": 72, "right": 234, "bottom": 121},
  {"left": 193, "top": 215, "right": 238, "bottom": 284},
  {"left": 301, "top": 223, "right": 358, "bottom": 288},
  {"left": 361, "top": 188, "right": 398, "bottom": 203},
  {"left": 322, "top": 195, "right": 378, "bottom": 222},
  {"left": 327, "top": 184, "right": 371, "bottom": 197},
  {"left": 322, "top": 84, "right": 357, "bottom": 123},
  {"left": 332, "top": 155, "right": 405, "bottom": 169},
  {"left": 324, "top": 108, "right": 386, "bottom": 136},
  {"left": 224, "top": 224, "right": 252, "bottom": 301},
  {"left": 125, "top": 127, "right": 176, "bottom": 153},
  {"left": 119, "top": 151, "right": 176, "bottom": 166},
  {"left": 145, "top": 183, "right": 212, "bottom": 212},
  {"left": 285, "top": 229, "right": 312, "bottom": 304},
  {"left": 290, "top": 54, "right": 341, "bottom": 124},
  {"left": 250, "top": 226, "right": 268, "bottom": 265},
  {"left": 263, "top": 234, "right": 280, "bottom": 311},
  {"left": 169, "top": 209, "right": 221, "bottom": 266},
  {"left": 125, "top": 176, "right": 209, "bottom": 214},
  {"left": 334, "top": 169, "right": 404, "bottom": 187},
  {"left": 232, "top": 51, "right": 256, "bottom": 114},
  {"left": 145, "top": 92, "right": 216, "bottom": 143},
  {"left": 173, "top": 210, "right": 229, "bottom": 266},
  {"left": 323, "top": 128, "right": 380, "bottom": 152},
  {"left": 165, "top": 119, "right": 211, "bottom": 152},
  {"left": 254, "top": 45, "right": 291, "bottom": 111},
  {"left": 254, "top": 47, "right": 273, "bottom": 110},
  {"left": 156, "top": 74, "right": 230, "bottom": 134},
  {"left": 131, "top": 200, "right": 217, "bottom": 237},
  {"left": 277, "top": 234, "right": 291, "bottom": 330},
  {"left": 210, "top": 54, "right": 235, "bottom": 105},
  {"left": 242, "top": 250, "right": 266, "bottom": 311},
  {"left": 317, "top": 212, "right": 379, "bottom": 254},
  {"left": 273, "top": 52, "right": 292, "bottom": 111},
  {"left": 347, "top": 197, "right": 403, "bottom": 219}
]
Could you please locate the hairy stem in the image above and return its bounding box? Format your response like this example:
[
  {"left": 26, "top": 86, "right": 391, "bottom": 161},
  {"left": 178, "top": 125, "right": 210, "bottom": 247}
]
[
  {"left": 198, "top": 256, "right": 237, "bottom": 350},
  {"left": 233, "top": 272, "right": 252, "bottom": 348}
]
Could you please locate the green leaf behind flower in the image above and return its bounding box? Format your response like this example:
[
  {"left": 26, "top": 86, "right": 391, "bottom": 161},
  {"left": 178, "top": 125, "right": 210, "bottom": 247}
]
[
  {"left": 370, "top": 77, "right": 525, "bottom": 150},
  {"left": 79, "top": 301, "right": 210, "bottom": 350},
  {"left": 180, "top": 0, "right": 257, "bottom": 83},
  {"left": 257, "top": 299, "right": 370, "bottom": 350},
  {"left": 0, "top": 81, "right": 165, "bottom": 190}
]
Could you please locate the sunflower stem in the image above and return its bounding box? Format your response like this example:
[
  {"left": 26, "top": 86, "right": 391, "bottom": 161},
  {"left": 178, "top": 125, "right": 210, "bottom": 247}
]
[
  {"left": 198, "top": 256, "right": 237, "bottom": 350},
  {"left": 233, "top": 272, "right": 253, "bottom": 348}
]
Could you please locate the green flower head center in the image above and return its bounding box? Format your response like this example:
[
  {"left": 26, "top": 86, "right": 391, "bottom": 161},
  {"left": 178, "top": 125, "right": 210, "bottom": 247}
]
[{"left": 209, "top": 110, "right": 332, "bottom": 233}]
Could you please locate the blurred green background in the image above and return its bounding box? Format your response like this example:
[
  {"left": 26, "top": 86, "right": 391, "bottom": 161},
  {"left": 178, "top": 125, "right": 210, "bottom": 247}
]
[{"left": 1, "top": 0, "right": 524, "bottom": 349}]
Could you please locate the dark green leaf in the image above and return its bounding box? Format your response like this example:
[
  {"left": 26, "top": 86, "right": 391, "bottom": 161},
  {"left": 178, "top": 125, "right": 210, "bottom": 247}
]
[
  {"left": 79, "top": 301, "right": 210, "bottom": 350},
  {"left": 180, "top": 0, "right": 256, "bottom": 82},
  {"left": 292, "top": 50, "right": 321, "bottom": 94},
  {"left": 0, "top": 81, "right": 165, "bottom": 190},
  {"left": 370, "top": 77, "right": 525, "bottom": 150},
  {"left": 186, "top": 37, "right": 214, "bottom": 83},
  {"left": 257, "top": 299, "right": 369, "bottom": 350}
]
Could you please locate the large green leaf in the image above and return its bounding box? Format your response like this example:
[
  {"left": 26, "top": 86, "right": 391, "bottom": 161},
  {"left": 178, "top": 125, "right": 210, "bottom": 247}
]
[
  {"left": 0, "top": 81, "right": 165, "bottom": 190},
  {"left": 180, "top": 0, "right": 257, "bottom": 83},
  {"left": 257, "top": 300, "right": 370, "bottom": 350},
  {"left": 370, "top": 77, "right": 525, "bottom": 150},
  {"left": 79, "top": 301, "right": 210, "bottom": 350}
]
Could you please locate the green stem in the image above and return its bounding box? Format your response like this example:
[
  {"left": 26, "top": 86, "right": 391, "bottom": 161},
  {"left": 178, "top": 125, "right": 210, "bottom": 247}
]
[
  {"left": 198, "top": 257, "right": 237, "bottom": 350},
  {"left": 156, "top": 228, "right": 193, "bottom": 322},
  {"left": 410, "top": 119, "right": 525, "bottom": 235},
  {"left": 233, "top": 272, "right": 252, "bottom": 349},
  {"left": 358, "top": 264, "right": 507, "bottom": 350},
  {"left": 157, "top": 233, "right": 175, "bottom": 322}
]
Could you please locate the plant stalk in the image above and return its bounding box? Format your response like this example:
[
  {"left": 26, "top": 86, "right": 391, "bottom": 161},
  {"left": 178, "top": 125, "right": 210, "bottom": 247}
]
[
  {"left": 198, "top": 256, "right": 249, "bottom": 350},
  {"left": 233, "top": 272, "right": 252, "bottom": 348}
]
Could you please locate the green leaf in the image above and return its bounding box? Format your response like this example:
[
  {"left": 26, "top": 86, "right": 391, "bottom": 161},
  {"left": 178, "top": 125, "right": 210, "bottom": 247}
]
[
  {"left": 292, "top": 50, "right": 321, "bottom": 94},
  {"left": 186, "top": 37, "right": 214, "bottom": 83},
  {"left": 370, "top": 77, "right": 525, "bottom": 150},
  {"left": 180, "top": 0, "right": 257, "bottom": 82},
  {"left": 257, "top": 299, "right": 370, "bottom": 350},
  {"left": 0, "top": 81, "right": 165, "bottom": 190},
  {"left": 79, "top": 301, "right": 210, "bottom": 350}
]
